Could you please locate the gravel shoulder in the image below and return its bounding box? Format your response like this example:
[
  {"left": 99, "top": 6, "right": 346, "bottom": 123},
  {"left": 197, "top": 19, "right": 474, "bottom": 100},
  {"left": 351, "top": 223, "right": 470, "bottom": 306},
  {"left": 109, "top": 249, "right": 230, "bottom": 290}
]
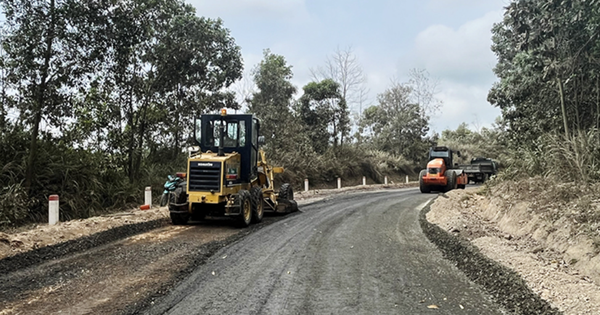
[{"left": 427, "top": 186, "right": 600, "bottom": 315}]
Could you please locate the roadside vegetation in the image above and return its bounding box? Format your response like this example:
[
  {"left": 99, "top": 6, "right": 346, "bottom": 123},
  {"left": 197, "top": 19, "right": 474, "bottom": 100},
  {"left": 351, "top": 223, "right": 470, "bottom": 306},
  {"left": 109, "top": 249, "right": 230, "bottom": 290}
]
[
  {"left": 0, "top": 1, "right": 438, "bottom": 228},
  {"left": 2, "top": 0, "right": 598, "bottom": 229},
  {"left": 482, "top": 0, "right": 600, "bottom": 252}
]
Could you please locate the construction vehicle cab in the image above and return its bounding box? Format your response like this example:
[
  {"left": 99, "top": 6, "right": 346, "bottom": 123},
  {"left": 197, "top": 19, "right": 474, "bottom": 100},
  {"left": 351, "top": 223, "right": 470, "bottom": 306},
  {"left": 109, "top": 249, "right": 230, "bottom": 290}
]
[
  {"left": 168, "top": 110, "right": 297, "bottom": 226},
  {"left": 419, "top": 146, "right": 468, "bottom": 193}
]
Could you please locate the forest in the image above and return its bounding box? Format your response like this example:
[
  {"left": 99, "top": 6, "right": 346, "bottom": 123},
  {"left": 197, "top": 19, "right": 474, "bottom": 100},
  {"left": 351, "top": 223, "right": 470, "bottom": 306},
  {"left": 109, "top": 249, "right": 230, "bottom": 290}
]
[{"left": 1, "top": 0, "right": 599, "bottom": 227}]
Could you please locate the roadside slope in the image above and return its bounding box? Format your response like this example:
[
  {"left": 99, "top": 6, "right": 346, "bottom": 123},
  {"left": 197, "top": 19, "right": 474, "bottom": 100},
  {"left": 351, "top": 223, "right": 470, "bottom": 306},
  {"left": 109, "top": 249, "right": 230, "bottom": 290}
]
[{"left": 426, "top": 183, "right": 600, "bottom": 315}]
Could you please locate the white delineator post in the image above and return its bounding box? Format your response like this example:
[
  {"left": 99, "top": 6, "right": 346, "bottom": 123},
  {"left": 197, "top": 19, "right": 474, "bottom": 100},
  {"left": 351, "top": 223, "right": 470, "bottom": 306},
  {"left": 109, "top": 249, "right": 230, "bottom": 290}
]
[
  {"left": 304, "top": 179, "right": 309, "bottom": 192},
  {"left": 337, "top": 177, "right": 341, "bottom": 189},
  {"left": 49, "top": 195, "right": 59, "bottom": 225},
  {"left": 384, "top": 176, "right": 388, "bottom": 185},
  {"left": 362, "top": 176, "right": 366, "bottom": 186},
  {"left": 406, "top": 175, "right": 409, "bottom": 183},
  {"left": 145, "top": 186, "right": 152, "bottom": 208}
]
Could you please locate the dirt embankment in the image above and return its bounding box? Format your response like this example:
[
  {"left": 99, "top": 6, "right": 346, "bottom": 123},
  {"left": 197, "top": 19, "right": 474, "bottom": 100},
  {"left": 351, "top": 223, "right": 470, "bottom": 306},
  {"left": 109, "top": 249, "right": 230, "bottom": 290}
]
[{"left": 427, "top": 180, "right": 600, "bottom": 315}]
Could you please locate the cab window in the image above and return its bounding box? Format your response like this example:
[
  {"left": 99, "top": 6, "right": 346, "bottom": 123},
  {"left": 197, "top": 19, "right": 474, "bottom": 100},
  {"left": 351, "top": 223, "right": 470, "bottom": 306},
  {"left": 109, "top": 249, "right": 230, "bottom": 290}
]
[{"left": 206, "top": 120, "right": 247, "bottom": 148}]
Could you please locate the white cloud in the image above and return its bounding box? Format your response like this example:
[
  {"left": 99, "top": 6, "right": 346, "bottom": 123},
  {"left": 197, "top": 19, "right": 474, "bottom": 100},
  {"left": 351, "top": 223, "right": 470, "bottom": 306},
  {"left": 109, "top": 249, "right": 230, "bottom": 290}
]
[
  {"left": 412, "top": 10, "right": 503, "bottom": 83},
  {"left": 429, "top": 80, "right": 501, "bottom": 132},
  {"left": 403, "top": 10, "right": 504, "bottom": 132}
]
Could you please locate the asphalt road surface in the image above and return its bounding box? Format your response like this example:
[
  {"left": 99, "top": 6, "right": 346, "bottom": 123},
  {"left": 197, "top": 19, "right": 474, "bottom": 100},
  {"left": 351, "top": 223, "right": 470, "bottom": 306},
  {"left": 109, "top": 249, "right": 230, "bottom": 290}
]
[{"left": 145, "top": 188, "right": 507, "bottom": 315}]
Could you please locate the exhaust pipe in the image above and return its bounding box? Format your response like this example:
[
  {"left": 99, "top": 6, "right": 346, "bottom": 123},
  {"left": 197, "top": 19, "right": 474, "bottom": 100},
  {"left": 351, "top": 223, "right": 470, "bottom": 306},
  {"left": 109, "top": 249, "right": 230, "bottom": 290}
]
[{"left": 218, "top": 119, "right": 225, "bottom": 157}]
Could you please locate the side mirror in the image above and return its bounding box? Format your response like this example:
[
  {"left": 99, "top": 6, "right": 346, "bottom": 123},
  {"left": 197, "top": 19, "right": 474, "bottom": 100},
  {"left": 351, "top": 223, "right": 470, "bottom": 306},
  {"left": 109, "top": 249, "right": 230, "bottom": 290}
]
[
  {"left": 258, "top": 136, "right": 265, "bottom": 146},
  {"left": 187, "top": 146, "right": 200, "bottom": 157}
]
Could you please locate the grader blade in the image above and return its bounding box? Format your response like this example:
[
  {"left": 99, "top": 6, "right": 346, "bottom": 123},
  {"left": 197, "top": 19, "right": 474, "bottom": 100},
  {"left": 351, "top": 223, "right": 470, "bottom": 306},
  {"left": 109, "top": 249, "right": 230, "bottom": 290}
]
[{"left": 275, "top": 199, "right": 298, "bottom": 213}]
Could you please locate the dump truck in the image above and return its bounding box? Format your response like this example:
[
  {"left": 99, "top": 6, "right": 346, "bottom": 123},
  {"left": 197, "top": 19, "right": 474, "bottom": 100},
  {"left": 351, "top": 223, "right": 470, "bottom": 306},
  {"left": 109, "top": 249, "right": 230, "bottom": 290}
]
[
  {"left": 460, "top": 157, "right": 498, "bottom": 184},
  {"left": 419, "top": 146, "right": 468, "bottom": 193},
  {"left": 167, "top": 109, "right": 297, "bottom": 226}
]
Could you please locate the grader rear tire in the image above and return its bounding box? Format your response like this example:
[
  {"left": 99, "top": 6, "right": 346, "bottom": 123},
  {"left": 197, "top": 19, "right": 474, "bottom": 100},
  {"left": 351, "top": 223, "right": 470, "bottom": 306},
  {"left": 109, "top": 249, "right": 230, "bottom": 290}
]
[
  {"left": 237, "top": 190, "right": 252, "bottom": 227},
  {"left": 250, "top": 186, "right": 264, "bottom": 223}
]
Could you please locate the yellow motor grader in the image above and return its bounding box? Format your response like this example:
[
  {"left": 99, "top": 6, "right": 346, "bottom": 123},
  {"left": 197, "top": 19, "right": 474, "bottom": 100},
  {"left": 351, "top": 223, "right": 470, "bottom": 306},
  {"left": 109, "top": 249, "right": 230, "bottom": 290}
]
[{"left": 168, "top": 109, "right": 297, "bottom": 226}]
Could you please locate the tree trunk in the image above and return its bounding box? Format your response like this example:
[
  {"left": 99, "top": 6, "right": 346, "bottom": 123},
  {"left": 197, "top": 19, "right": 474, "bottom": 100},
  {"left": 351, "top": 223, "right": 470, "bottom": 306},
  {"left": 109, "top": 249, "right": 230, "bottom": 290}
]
[
  {"left": 596, "top": 77, "right": 599, "bottom": 142},
  {"left": 25, "top": 0, "right": 56, "bottom": 192},
  {"left": 133, "top": 96, "right": 151, "bottom": 181},
  {"left": 173, "top": 86, "right": 182, "bottom": 159},
  {"left": 557, "top": 77, "right": 569, "bottom": 138},
  {"left": 126, "top": 87, "right": 135, "bottom": 183}
]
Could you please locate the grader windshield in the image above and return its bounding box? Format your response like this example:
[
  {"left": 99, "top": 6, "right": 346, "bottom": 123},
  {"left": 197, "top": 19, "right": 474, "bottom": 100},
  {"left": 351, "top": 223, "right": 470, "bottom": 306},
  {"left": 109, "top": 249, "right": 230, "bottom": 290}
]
[{"left": 195, "top": 119, "right": 247, "bottom": 148}]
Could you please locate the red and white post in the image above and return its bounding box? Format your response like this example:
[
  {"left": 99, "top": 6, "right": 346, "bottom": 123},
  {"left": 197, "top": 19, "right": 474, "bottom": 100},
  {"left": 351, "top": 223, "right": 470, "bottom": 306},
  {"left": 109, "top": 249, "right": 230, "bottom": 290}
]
[
  {"left": 49, "top": 195, "right": 59, "bottom": 225},
  {"left": 145, "top": 186, "right": 152, "bottom": 208}
]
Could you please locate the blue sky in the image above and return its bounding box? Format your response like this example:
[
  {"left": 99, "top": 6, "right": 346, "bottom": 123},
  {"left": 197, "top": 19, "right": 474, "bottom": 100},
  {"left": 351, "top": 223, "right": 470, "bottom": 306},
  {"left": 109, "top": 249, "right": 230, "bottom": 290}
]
[{"left": 189, "top": 0, "right": 510, "bottom": 133}]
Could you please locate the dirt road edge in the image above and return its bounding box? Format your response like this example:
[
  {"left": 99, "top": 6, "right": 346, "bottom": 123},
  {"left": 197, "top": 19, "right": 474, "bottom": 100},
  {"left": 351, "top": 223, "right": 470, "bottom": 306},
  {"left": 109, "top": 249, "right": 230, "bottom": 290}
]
[
  {"left": 419, "top": 199, "right": 562, "bottom": 315},
  {"left": 0, "top": 218, "right": 170, "bottom": 274}
]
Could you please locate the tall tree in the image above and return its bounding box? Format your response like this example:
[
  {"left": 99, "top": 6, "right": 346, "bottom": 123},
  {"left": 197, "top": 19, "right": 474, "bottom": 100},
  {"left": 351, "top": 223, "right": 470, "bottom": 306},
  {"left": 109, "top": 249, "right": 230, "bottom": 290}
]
[
  {"left": 407, "top": 68, "right": 442, "bottom": 120},
  {"left": 298, "top": 79, "right": 349, "bottom": 153},
  {"left": 359, "top": 82, "right": 431, "bottom": 164},
  {"left": 1, "top": 0, "right": 105, "bottom": 190},
  {"left": 311, "top": 46, "right": 369, "bottom": 116},
  {"left": 489, "top": 0, "right": 600, "bottom": 145},
  {"left": 247, "top": 49, "right": 298, "bottom": 154},
  {"left": 68, "top": 0, "right": 242, "bottom": 181}
]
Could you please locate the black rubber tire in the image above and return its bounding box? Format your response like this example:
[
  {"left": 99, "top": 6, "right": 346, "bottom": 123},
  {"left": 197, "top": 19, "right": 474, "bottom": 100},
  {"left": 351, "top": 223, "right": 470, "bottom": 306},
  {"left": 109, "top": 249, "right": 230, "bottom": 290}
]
[
  {"left": 250, "top": 186, "right": 264, "bottom": 223},
  {"left": 444, "top": 170, "right": 457, "bottom": 192},
  {"left": 170, "top": 212, "right": 189, "bottom": 225},
  {"left": 419, "top": 170, "right": 431, "bottom": 193},
  {"left": 279, "top": 183, "right": 293, "bottom": 200},
  {"left": 159, "top": 193, "right": 168, "bottom": 207},
  {"left": 169, "top": 186, "right": 189, "bottom": 225},
  {"left": 482, "top": 173, "right": 489, "bottom": 183},
  {"left": 238, "top": 190, "right": 252, "bottom": 227}
]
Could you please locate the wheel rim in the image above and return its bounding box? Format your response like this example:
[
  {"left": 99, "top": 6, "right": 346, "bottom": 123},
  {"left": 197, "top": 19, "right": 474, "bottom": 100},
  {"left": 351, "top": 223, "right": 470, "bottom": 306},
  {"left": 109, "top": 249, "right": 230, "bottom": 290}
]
[
  {"left": 257, "top": 200, "right": 263, "bottom": 218},
  {"left": 243, "top": 199, "right": 251, "bottom": 222}
]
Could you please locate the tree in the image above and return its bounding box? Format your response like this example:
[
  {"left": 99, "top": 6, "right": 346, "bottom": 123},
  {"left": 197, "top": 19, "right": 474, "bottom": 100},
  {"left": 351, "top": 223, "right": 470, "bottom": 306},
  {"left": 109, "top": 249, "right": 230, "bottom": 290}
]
[
  {"left": 359, "top": 82, "right": 431, "bottom": 164},
  {"left": 151, "top": 11, "right": 242, "bottom": 159},
  {"left": 247, "top": 49, "right": 298, "bottom": 155},
  {"left": 407, "top": 68, "right": 442, "bottom": 119},
  {"left": 1, "top": 0, "right": 106, "bottom": 190},
  {"left": 298, "top": 79, "right": 349, "bottom": 153},
  {"left": 311, "top": 46, "right": 368, "bottom": 116},
  {"left": 67, "top": 0, "right": 242, "bottom": 181},
  {"left": 489, "top": 0, "right": 600, "bottom": 145}
]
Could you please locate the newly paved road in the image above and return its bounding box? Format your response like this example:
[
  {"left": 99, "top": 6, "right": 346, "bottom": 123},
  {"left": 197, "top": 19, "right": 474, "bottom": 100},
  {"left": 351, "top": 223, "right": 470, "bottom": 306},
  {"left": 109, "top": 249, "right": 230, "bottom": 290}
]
[{"left": 146, "top": 188, "right": 506, "bottom": 315}]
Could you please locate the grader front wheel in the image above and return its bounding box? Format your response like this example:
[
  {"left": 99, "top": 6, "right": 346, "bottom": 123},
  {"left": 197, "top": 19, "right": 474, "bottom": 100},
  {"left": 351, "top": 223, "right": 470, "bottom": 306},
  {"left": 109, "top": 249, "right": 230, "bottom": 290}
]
[{"left": 279, "top": 183, "right": 293, "bottom": 200}]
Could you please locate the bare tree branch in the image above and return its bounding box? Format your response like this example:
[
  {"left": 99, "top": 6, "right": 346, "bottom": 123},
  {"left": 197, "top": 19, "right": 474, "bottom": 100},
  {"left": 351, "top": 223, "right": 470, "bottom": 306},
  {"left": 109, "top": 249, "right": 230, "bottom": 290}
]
[
  {"left": 311, "top": 46, "right": 369, "bottom": 115},
  {"left": 407, "top": 68, "right": 442, "bottom": 119}
]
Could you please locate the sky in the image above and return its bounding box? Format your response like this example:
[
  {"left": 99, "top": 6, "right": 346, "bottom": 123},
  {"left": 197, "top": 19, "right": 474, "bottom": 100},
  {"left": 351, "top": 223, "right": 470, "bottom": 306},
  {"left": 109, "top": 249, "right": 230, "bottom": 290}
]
[{"left": 188, "top": 0, "right": 510, "bottom": 134}]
